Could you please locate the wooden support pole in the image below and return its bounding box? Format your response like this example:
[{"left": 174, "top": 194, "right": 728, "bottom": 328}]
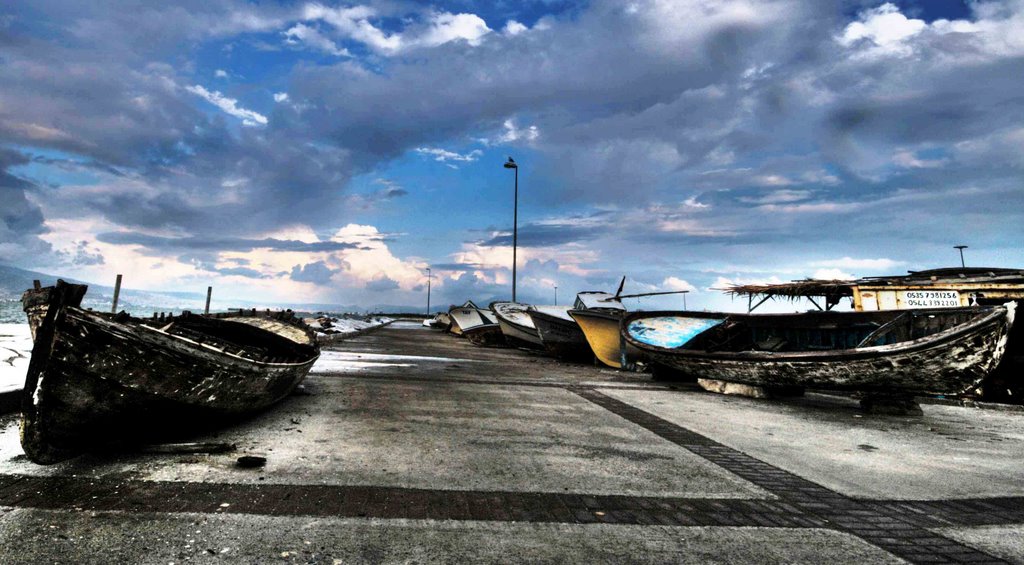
[
  {"left": 111, "top": 274, "right": 123, "bottom": 314},
  {"left": 205, "top": 286, "right": 212, "bottom": 315}
]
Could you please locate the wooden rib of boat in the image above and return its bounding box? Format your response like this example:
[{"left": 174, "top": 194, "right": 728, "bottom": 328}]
[
  {"left": 19, "top": 280, "right": 320, "bottom": 464},
  {"left": 621, "top": 305, "right": 1016, "bottom": 394},
  {"left": 528, "top": 306, "right": 588, "bottom": 359},
  {"left": 490, "top": 301, "right": 543, "bottom": 348}
]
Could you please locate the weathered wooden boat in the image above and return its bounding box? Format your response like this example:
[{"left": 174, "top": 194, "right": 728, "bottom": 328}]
[
  {"left": 528, "top": 306, "right": 583, "bottom": 358},
  {"left": 461, "top": 309, "right": 505, "bottom": 347},
  {"left": 449, "top": 306, "right": 499, "bottom": 343},
  {"left": 428, "top": 312, "right": 451, "bottom": 329},
  {"left": 569, "top": 309, "right": 638, "bottom": 368},
  {"left": 543, "top": 291, "right": 627, "bottom": 362},
  {"left": 621, "top": 305, "right": 1016, "bottom": 394},
  {"left": 447, "top": 301, "right": 479, "bottom": 335},
  {"left": 19, "top": 280, "right": 320, "bottom": 464},
  {"left": 490, "top": 301, "right": 543, "bottom": 348}
]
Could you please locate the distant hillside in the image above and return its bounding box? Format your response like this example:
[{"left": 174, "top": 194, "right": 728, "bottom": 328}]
[
  {"left": 0, "top": 264, "right": 91, "bottom": 297},
  {"left": 0, "top": 264, "right": 427, "bottom": 317}
]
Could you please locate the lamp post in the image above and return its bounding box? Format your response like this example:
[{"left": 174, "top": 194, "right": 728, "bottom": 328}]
[
  {"left": 425, "top": 268, "right": 432, "bottom": 315},
  {"left": 503, "top": 157, "right": 519, "bottom": 302},
  {"left": 554, "top": 284, "right": 558, "bottom": 305},
  {"left": 954, "top": 245, "right": 968, "bottom": 269}
]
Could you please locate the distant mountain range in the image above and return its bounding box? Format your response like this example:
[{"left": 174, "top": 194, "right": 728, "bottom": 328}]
[{"left": 0, "top": 263, "right": 431, "bottom": 316}]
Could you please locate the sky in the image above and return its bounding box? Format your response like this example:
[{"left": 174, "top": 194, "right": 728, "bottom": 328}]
[{"left": 1, "top": 0, "right": 1022, "bottom": 312}]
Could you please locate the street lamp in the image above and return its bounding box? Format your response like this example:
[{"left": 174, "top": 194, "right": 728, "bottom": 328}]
[
  {"left": 425, "top": 268, "right": 432, "bottom": 315},
  {"left": 503, "top": 157, "right": 519, "bottom": 302},
  {"left": 954, "top": 245, "right": 968, "bottom": 269}
]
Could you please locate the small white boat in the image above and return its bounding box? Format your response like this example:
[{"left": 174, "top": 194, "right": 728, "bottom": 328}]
[{"left": 490, "top": 301, "right": 543, "bottom": 347}]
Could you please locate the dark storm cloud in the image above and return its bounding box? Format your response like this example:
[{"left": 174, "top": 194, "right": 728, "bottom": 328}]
[
  {"left": 475, "top": 220, "right": 603, "bottom": 248},
  {"left": 0, "top": 148, "right": 52, "bottom": 263},
  {"left": 215, "top": 266, "right": 269, "bottom": 279},
  {"left": 365, "top": 275, "right": 400, "bottom": 291},
  {"left": 290, "top": 261, "right": 336, "bottom": 285},
  {"left": 95, "top": 232, "right": 365, "bottom": 253}
]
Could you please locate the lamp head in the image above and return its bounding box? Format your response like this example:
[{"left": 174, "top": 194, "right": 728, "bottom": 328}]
[{"left": 503, "top": 157, "right": 517, "bottom": 169}]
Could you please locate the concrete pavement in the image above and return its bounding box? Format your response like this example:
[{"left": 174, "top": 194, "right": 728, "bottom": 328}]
[{"left": 0, "top": 319, "right": 1022, "bottom": 563}]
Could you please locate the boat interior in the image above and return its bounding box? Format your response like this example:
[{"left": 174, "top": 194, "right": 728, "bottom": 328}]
[
  {"left": 134, "top": 312, "right": 317, "bottom": 363},
  {"left": 675, "top": 309, "right": 985, "bottom": 353}
]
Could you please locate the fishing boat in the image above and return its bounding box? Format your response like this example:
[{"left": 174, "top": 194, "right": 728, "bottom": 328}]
[
  {"left": 427, "top": 312, "right": 451, "bottom": 330},
  {"left": 528, "top": 306, "right": 584, "bottom": 358},
  {"left": 490, "top": 301, "right": 543, "bottom": 348},
  {"left": 449, "top": 306, "right": 500, "bottom": 343},
  {"left": 461, "top": 309, "right": 505, "bottom": 347},
  {"left": 568, "top": 279, "right": 692, "bottom": 368},
  {"left": 447, "top": 300, "right": 478, "bottom": 335},
  {"left": 19, "top": 280, "right": 320, "bottom": 464},
  {"left": 621, "top": 305, "right": 1016, "bottom": 394},
  {"left": 569, "top": 309, "right": 635, "bottom": 368}
]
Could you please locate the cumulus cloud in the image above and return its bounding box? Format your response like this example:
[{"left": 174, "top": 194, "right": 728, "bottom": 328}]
[
  {"left": 662, "top": 276, "right": 697, "bottom": 292},
  {"left": 300, "top": 4, "right": 489, "bottom": 55},
  {"left": 838, "top": 3, "right": 927, "bottom": 57},
  {"left": 284, "top": 23, "right": 351, "bottom": 57},
  {"left": 185, "top": 84, "right": 268, "bottom": 126},
  {"left": 503, "top": 20, "right": 528, "bottom": 36},
  {"left": 415, "top": 147, "right": 483, "bottom": 164}
]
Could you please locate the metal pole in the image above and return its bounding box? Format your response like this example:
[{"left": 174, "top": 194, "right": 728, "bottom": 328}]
[
  {"left": 111, "top": 274, "right": 123, "bottom": 314},
  {"left": 954, "top": 245, "right": 968, "bottom": 268},
  {"left": 554, "top": 284, "right": 557, "bottom": 305},
  {"left": 205, "top": 286, "right": 212, "bottom": 315},
  {"left": 512, "top": 165, "right": 518, "bottom": 303},
  {"left": 426, "top": 268, "right": 431, "bottom": 315}
]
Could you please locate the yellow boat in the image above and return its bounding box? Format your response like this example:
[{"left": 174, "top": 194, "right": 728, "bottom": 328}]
[{"left": 569, "top": 309, "right": 640, "bottom": 368}]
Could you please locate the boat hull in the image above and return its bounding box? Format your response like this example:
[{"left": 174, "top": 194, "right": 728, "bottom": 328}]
[
  {"left": 622, "top": 307, "right": 1015, "bottom": 394},
  {"left": 529, "top": 310, "right": 590, "bottom": 359},
  {"left": 21, "top": 283, "right": 318, "bottom": 464},
  {"left": 463, "top": 323, "right": 505, "bottom": 347},
  {"left": 569, "top": 309, "right": 639, "bottom": 368},
  {"left": 491, "top": 302, "right": 544, "bottom": 348},
  {"left": 496, "top": 317, "right": 543, "bottom": 347}
]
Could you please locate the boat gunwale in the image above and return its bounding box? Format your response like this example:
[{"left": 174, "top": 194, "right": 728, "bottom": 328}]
[
  {"left": 74, "top": 307, "right": 320, "bottom": 369},
  {"left": 489, "top": 301, "right": 537, "bottom": 333},
  {"left": 527, "top": 308, "right": 579, "bottom": 328}
]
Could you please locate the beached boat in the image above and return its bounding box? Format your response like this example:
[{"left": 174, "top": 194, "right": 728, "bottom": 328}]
[
  {"left": 449, "top": 306, "right": 499, "bottom": 343},
  {"left": 569, "top": 309, "right": 638, "bottom": 368},
  {"left": 490, "top": 301, "right": 543, "bottom": 348},
  {"left": 529, "top": 294, "right": 625, "bottom": 360},
  {"left": 434, "top": 312, "right": 451, "bottom": 329},
  {"left": 19, "top": 280, "right": 320, "bottom": 464},
  {"left": 528, "top": 306, "right": 584, "bottom": 358},
  {"left": 447, "top": 301, "right": 479, "bottom": 335},
  {"left": 621, "top": 305, "right": 1016, "bottom": 394},
  {"left": 461, "top": 309, "right": 505, "bottom": 347}
]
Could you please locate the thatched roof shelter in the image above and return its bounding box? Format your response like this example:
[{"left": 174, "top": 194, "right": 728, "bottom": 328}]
[
  {"left": 722, "top": 267, "right": 1024, "bottom": 312},
  {"left": 722, "top": 279, "right": 855, "bottom": 312}
]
